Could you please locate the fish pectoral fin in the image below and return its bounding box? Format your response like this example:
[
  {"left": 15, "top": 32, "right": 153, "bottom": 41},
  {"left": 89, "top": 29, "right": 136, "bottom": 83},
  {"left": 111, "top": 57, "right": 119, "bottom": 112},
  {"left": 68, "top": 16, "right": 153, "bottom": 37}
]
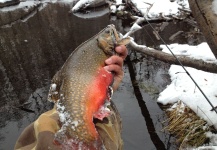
[
  {"left": 117, "top": 37, "right": 131, "bottom": 46},
  {"left": 95, "top": 102, "right": 123, "bottom": 150}
]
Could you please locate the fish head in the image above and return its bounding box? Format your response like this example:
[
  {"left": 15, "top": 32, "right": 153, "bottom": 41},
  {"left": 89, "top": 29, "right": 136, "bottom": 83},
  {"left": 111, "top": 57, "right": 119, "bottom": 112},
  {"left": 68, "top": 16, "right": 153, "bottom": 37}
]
[{"left": 97, "top": 24, "right": 131, "bottom": 56}]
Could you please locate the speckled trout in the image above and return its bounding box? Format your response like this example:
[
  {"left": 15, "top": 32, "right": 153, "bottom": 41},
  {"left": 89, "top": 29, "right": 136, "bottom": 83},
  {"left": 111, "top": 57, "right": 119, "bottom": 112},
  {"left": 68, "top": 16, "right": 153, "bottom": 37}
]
[{"left": 48, "top": 24, "right": 130, "bottom": 149}]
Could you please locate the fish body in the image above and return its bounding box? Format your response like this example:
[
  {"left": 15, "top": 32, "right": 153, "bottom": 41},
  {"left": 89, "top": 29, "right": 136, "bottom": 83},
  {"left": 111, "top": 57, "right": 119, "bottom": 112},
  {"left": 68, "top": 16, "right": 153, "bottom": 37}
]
[{"left": 48, "top": 24, "right": 130, "bottom": 149}]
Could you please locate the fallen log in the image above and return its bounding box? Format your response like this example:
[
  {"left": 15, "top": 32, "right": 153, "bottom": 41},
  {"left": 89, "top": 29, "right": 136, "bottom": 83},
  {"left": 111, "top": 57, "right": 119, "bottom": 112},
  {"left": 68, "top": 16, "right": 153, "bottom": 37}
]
[{"left": 129, "top": 41, "right": 217, "bottom": 74}]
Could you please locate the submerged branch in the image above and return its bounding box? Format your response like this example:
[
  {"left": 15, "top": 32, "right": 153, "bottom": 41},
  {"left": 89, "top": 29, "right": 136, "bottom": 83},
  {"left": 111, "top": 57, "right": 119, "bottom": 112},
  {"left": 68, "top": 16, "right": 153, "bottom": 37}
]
[{"left": 129, "top": 41, "right": 217, "bottom": 74}]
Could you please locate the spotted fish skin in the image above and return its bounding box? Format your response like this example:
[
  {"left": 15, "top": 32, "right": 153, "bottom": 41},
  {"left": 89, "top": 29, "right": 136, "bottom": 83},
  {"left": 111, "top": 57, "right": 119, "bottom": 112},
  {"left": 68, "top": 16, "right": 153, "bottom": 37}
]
[{"left": 48, "top": 24, "right": 130, "bottom": 148}]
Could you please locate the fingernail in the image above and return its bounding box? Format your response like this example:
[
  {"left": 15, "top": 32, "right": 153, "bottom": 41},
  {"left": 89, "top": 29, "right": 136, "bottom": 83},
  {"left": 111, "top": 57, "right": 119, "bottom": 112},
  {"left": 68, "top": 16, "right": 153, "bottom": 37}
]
[
  {"left": 105, "top": 58, "right": 112, "bottom": 64},
  {"left": 115, "top": 46, "right": 122, "bottom": 52},
  {"left": 104, "top": 66, "right": 109, "bottom": 71}
]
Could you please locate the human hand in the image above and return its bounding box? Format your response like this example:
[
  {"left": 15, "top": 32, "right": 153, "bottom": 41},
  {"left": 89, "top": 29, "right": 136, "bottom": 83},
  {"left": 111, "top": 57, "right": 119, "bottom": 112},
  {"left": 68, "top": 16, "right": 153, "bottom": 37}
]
[
  {"left": 104, "top": 45, "right": 128, "bottom": 91},
  {"left": 14, "top": 108, "right": 62, "bottom": 150}
]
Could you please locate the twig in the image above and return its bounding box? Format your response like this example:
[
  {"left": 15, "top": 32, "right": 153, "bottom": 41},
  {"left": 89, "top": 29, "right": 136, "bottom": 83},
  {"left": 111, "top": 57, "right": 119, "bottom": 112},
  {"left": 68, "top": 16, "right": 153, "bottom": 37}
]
[{"left": 169, "top": 31, "right": 184, "bottom": 41}]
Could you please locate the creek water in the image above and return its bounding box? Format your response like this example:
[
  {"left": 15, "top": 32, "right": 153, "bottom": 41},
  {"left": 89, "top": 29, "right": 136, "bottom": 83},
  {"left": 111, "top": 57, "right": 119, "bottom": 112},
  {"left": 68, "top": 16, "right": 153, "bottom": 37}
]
[{"left": 0, "top": 2, "right": 205, "bottom": 150}]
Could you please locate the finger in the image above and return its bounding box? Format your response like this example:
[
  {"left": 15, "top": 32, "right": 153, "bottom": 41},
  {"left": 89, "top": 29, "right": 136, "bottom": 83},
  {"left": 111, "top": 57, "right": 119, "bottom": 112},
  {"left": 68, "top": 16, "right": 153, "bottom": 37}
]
[
  {"left": 104, "top": 64, "right": 123, "bottom": 76},
  {"left": 115, "top": 45, "right": 128, "bottom": 59},
  {"left": 104, "top": 64, "right": 124, "bottom": 91},
  {"left": 105, "top": 55, "right": 123, "bottom": 66}
]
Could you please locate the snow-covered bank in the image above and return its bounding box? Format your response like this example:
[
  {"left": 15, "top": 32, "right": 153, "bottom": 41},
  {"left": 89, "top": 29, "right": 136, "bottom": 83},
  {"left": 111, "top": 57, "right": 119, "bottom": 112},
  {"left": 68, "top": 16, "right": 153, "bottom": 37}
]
[
  {"left": 158, "top": 43, "right": 217, "bottom": 129},
  {"left": 157, "top": 43, "right": 217, "bottom": 148}
]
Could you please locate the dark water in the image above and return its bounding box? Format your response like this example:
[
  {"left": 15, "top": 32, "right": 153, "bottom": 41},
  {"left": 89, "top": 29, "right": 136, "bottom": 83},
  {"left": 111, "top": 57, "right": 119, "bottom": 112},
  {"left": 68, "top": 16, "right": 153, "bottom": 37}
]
[{"left": 0, "top": 2, "right": 205, "bottom": 150}]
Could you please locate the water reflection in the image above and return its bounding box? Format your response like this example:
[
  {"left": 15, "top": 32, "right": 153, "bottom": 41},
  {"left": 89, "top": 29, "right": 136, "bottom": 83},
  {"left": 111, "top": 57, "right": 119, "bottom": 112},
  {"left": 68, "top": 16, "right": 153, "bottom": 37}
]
[{"left": 126, "top": 55, "right": 167, "bottom": 149}]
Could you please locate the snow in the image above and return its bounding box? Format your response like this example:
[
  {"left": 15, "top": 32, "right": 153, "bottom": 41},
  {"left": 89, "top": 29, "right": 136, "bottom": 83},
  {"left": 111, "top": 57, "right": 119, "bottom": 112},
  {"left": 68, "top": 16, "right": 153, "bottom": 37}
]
[
  {"left": 158, "top": 61, "right": 217, "bottom": 127},
  {"left": 206, "top": 132, "right": 217, "bottom": 145},
  {"left": 56, "top": 99, "right": 81, "bottom": 133},
  {"left": 116, "top": 0, "right": 122, "bottom": 5},
  {"left": 110, "top": 4, "right": 116, "bottom": 13},
  {"left": 51, "top": 83, "right": 57, "bottom": 91},
  {"left": 70, "top": 0, "right": 189, "bottom": 18},
  {"left": 213, "top": 0, "right": 217, "bottom": 15},
  {"left": 130, "top": 0, "right": 189, "bottom": 19},
  {"left": 71, "top": 0, "right": 106, "bottom": 12},
  {"left": 0, "top": 0, "right": 10, "bottom": 2},
  {"left": 0, "top": 1, "right": 39, "bottom": 12},
  {"left": 157, "top": 43, "right": 217, "bottom": 148},
  {"left": 161, "top": 43, "right": 217, "bottom": 63}
]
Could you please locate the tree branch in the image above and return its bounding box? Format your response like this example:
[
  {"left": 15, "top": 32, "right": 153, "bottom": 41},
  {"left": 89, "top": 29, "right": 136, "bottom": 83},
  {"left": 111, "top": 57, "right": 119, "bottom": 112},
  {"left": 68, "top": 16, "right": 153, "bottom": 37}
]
[{"left": 129, "top": 41, "right": 217, "bottom": 73}]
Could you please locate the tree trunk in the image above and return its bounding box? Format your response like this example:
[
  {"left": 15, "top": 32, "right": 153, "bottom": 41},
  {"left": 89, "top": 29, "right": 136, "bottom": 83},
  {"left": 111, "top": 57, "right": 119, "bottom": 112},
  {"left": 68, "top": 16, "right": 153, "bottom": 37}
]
[{"left": 188, "top": 0, "right": 217, "bottom": 58}]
